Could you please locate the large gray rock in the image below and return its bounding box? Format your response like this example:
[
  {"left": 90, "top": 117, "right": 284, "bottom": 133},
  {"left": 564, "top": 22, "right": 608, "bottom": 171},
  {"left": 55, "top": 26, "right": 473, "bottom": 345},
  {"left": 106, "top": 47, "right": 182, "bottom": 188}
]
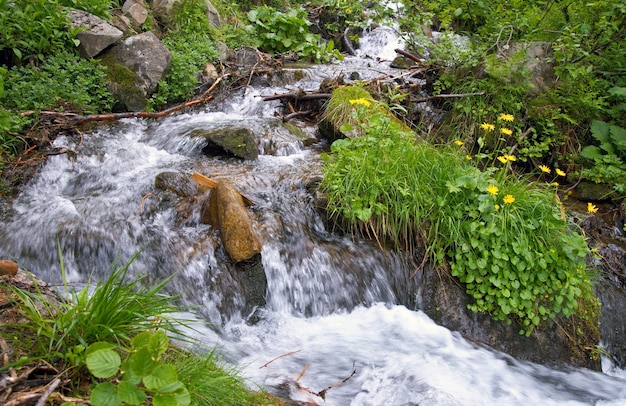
[
  {"left": 113, "top": 32, "right": 171, "bottom": 94},
  {"left": 68, "top": 9, "right": 123, "bottom": 58},
  {"left": 416, "top": 263, "right": 601, "bottom": 370},
  {"left": 500, "top": 42, "right": 556, "bottom": 95}
]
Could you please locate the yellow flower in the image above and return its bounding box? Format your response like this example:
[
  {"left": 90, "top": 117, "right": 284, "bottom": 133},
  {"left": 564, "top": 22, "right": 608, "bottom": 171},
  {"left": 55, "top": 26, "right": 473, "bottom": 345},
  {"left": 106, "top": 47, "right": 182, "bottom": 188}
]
[
  {"left": 465, "top": 155, "right": 472, "bottom": 160},
  {"left": 454, "top": 140, "right": 464, "bottom": 146},
  {"left": 538, "top": 165, "right": 551, "bottom": 174},
  {"left": 487, "top": 185, "right": 499, "bottom": 195},
  {"left": 500, "top": 127, "right": 513, "bottom": 136},
  {"left": 480, "top": 123, "right": 495, "bottom": 132},
  {"left": 555, "top": 168, "right": 566, "bottom": 177},
  {"left": 503, "top": 194, "right": 515, "bottom": 204},
  {"left": 498, "top": 113, "right": 515, "bottom": 122},
  {"left": 553, "top": 182, "right": 559, "bottom": 186},
  {"left": 503, "top": 154, "right": 516, "bottom": 162},
  {"left": 494, "top": 204, "right": 500, "bottom": 210},
  {"left": 587, "top": 202, "right": 599, "bottom": 214},
  {"left": 349, "top": 98, "right": 371, "bottom": 107},
  {"left": 497, "top": 156, "right": 508, "bottom": 164}
]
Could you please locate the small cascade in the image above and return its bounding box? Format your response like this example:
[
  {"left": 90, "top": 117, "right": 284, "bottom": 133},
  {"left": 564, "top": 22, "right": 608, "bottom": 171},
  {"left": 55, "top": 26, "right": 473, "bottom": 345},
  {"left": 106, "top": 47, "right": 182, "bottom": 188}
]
[{"left": 1, "top": 21, "right": 626, "bottom": 406}]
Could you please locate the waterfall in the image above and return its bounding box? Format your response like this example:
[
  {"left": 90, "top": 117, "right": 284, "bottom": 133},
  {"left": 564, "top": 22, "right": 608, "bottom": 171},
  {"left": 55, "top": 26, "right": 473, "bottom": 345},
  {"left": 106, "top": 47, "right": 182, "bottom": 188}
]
[{"left": 1, "top": 26, "right": 626, "bottom": 406}]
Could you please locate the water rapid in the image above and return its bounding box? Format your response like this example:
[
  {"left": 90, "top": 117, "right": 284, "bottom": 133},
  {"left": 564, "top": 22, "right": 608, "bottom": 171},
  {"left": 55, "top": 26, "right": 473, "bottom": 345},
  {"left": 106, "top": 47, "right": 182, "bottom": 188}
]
[{"left": 1, "top": 28, "right": 626, "bottom": 406}]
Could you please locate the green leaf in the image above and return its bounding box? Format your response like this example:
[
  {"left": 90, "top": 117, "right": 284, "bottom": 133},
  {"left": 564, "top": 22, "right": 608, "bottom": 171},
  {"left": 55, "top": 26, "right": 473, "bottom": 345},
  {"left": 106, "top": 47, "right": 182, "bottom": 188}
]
[
  {"left": 590, "top": 120, "right": 610, "bottom": 143},
  {"left": 118, "top": 380, "right": 147, "bottom": 405},
  {"left": 90, "top": 382, "right": 120, "bottom": 406},
  {"left": 608, "top": 87, "right": 626, "bottom": 98},
  {"left": 610, "top": 125, "right": 626, "bottom": 143},
  {"left": 132, "top": 332, "right": 152, "bottom": 350},
  {"left": 129, "top": 347, "right": 157, "bottom": 377},
  {"left": 153, "top": 385, "right": 190, "bottom": 406},
  {"left": 86, "top": 349, "right": 121, "bottom": 379},
  {"left": 144, "top": 364, "right": 178, "bottom": 391},
  {"left": 85, "top": 342, "right": 117, "bottom": 357},
  {"left": 149, "top": 330, "right": 169, "bottom": 358}
]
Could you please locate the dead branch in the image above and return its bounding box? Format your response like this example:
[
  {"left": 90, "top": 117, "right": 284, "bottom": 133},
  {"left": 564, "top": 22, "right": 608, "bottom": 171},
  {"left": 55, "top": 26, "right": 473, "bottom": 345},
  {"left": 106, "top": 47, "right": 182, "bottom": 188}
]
[
  {"left": 412, "top": 91, "right": 486, "bottom": 103},
  {"left": 35, "top": 378, "right": 60, "bottom": 406},
  {"left": 296, "top": 363, "right": 309, "bottom": 382},
  {"left": 191, "top": 172, "right": 254, "bottom": 206},
  {"left": 283, "top": 110, "right": 313, "bottom": 121},
  {"left": 394, "top": 48, "right": 425, "bottom": 64},
  {"left": 262, "top": 92, "right": 332, "bottom": 102},
  {"left": 259, "top": 350, "right": 301, "bottom": 369},
  {"left": 300, "top": 362, "right": 357, "bottom": 401}
]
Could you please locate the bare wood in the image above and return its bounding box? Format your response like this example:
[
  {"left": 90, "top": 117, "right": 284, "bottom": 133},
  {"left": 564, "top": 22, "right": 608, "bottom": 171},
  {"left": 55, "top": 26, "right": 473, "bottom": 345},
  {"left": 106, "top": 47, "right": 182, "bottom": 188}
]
[
  {"left": 191, "top": 172, "right": 219, "bottom": 189},
  {"left": 412, "top": 91, "right": 486, "bottom": 103},
  {"left": 394, "top": 48, "right": 424, "bottom": 64},
  {"left": 296, "top": 363, "right": 309, "bottom": 382},
  {"left": 262, "top": 93, "right": 332, "bottom": 102},
  {"left": 191, "top": 172, "right": 254, "bottom": 206},
  {"left": 283, "top": 110, "right": 313, "bottom": 121},
  {"left": 259, "top": 349, "right": 301, "bottom": 368},
  {"left": 35, "top": 378, "right": 61, "bottom": 406}
]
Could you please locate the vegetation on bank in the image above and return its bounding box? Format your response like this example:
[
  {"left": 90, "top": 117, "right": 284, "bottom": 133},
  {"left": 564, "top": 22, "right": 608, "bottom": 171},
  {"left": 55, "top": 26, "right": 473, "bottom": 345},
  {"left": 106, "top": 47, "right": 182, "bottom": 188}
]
[{"left": 1, "top": 255, "right": 272, "bottom": 405}]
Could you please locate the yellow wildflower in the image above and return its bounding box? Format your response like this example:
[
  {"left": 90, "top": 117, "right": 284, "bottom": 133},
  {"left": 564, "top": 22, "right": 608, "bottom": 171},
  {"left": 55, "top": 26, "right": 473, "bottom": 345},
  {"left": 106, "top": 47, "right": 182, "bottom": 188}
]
[
  {"left": 555, "top": 168, "right": 566, "bottom": 177},
  {"left": 494, "top": 204, "right": 500, "bottom": 210},
  {"left": 587, "top": 202, "right": 599, "bottom": 214},
  {"left": 553, "top": 182, "right": 559, "bottom": 187},
  {"left": 503, "top": 194, "right": 515, "bottom": 204},
  {"left": 503, "top": 154, "right": 516, "bottom": 162},
  {"left": 498, "top": 113, "right": 515, "bottom": 122},
  {"left": 487, "top": 185, "right": 499, "bottom": 195},
  {"left": 500, "top": 127, "right": 513, "bottom": 136},
  {"left": 497, "top": 156, "right": 508, "bottom": 164},
  {"left": 480, "top": 123, "right": 495, "bottom": 132},
  {"left": 538, "top": 165, "right": 551, "bottom": 174},
  {"left": 465, "top": 155, "right": 472, "bottom": 161},
  {"left": 454, "top": 140, "right": 464, "bottom": 146},
  {"left": 349, "top": 98, "right": 371, "bottom": 107}
]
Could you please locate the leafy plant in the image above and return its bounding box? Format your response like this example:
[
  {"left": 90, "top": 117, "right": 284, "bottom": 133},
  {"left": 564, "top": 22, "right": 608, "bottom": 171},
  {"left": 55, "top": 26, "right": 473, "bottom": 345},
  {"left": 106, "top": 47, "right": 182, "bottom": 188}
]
[
  {"left": 87, "top": 331, "right": 190, "bottom": 406},
  {"left": 0, "top": 0, "right": 81, "bottom": 64},
  {"left": 246, "top": 5, "right": 342, "bottom": 62},
  {"left": 578, "top": 120, "right": 626, "bottom": 194}
]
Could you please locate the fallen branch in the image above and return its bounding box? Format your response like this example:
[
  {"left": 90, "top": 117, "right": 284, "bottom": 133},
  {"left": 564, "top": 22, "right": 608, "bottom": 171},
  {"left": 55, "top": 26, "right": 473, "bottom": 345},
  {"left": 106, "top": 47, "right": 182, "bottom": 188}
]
[
  {"left": 412, "top": 91, "right": 486, "bottom": 103},
  {"left": 394, "top": 48, "right": 425, "bottom": 64},
  {"left": 300, "top": 362, "right": 357, "bottom": 401},
  {"left": 191, "top": 172, "right": 254, "bottom": 206},
  {"left": 35, "top": 378, "right": 60, "bottom": 406},
  {"left": 262, "top": 92, "right": 332, "bottom": 102},
  {"left": 259, "top": 350, "right": 301, "bottom": 369}
]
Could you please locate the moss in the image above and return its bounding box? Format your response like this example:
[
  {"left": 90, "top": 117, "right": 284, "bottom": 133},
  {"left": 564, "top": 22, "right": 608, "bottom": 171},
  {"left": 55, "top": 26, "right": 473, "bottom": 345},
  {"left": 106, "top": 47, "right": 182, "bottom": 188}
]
[{"left": 98, "top": 51, "right": 139, "bottom": 92}]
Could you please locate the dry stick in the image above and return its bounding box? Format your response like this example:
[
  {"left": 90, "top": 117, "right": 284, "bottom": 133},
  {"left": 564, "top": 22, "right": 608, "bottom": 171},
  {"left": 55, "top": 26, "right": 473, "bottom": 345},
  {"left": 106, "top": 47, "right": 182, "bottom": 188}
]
[
  {"left": 394, "top": 48, "right": 424, "bottom": 64},
  {"left": 296, "top": 363, "right": 309, "bottom": 382},
  {"left": 412, "top": 91, "right": 486, "bottom": 103},
  {"left": 302, "top": 362, "right": 358, "bottom": 401},
  {"left": 35, "top": 378, "right": 61, "bottom": 406},
  {"left": 262, "top": 93, "right": 332, "bottom": 102},
  {"left": 259, "top": 350, "right": 301, "bottom": 368},
  {"left": 283, "top": 110, "right": 313, "bottom": 121}
]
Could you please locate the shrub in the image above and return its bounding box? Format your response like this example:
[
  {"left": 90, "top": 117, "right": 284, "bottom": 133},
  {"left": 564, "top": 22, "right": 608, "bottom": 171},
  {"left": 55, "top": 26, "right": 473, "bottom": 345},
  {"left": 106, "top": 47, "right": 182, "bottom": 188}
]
[{"left": 321, "top": 86, "right": 598, "bottom": 336}]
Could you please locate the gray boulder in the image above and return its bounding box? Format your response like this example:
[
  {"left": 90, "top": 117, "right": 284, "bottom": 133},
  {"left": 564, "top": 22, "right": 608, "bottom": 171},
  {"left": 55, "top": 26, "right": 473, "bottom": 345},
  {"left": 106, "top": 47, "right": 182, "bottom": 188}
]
[
  {"left": 113, "top": 32, "right": 171, "bottom": 94},
  {"left": 191, "top": 127, "right": 258, "bottom": 160},
  {"left": 122, "top": 0, "right": 149, "bottom": 30},
  {"left": 68, "top": 9, "right": 123, "bottom": 58}
]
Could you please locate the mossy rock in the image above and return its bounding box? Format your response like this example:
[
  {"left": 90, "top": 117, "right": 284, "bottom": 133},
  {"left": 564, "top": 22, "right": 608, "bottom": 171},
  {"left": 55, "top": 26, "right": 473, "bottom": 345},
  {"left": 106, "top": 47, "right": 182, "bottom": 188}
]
[
  {"left": 98, "top": 50, "right": 147, "bottom": 111},
  {"left": 191, "top": 127, "right": 258, "bottom": 160}
]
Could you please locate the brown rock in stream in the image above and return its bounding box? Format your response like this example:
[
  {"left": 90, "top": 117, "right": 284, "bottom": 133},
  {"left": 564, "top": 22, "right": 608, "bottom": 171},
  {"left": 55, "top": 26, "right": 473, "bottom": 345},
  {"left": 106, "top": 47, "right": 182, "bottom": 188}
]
[{"left": 204, "top": 181, "right": 261, "bottom": 263}]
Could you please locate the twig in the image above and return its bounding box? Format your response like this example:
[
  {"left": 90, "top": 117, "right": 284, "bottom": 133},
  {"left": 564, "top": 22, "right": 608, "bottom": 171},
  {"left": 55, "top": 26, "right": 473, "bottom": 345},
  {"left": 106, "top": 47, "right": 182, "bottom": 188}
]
[
  {"left": 35, "top": 378, "right": 61, "bottom": 406},
  {"left": 301, "top": 362, "right": 357, "bottom": 401},
  {"left": 262, "top": 92, "right": 332, "bottom": 102},
  {"left": 259, "top": 350, "right": 301, "bottom": 368},
  {"left": 283, "top": 110, "right": 313, "bottom": 121},
  {"left": 394, "top": 48, "right": 424, "bottom": 64},
  {"left": 296, "top": 363, "right": 309, "bottom": 382}
]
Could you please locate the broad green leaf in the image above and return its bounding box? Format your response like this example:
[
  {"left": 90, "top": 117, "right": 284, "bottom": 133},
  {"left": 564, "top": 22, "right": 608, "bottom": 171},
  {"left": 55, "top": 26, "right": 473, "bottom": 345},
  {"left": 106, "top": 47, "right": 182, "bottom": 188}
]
[
  {"left": 590, "top": 120, "right": 610, "bottom": 143},
  {"left": 153, "top": 386, "right": 191, "bottom": 406},
  {"left": 129, "top": 347, "right": 157, "bottom": 377},
  {"left": 85, "top": 342, "right": 116, "bottom": 357},
  {"left": 131, "top": 332, "right": 152, "bottom": 350},
  {"left": 118, "top": 380, "right": 147, "bottom": 405},
  {"left": 86, "top": 349, "right": 121, "bottom": 379},
  {"left": 610, "top": 125, "right": 626, "bottom": 142},
  {"left": 90, "top": 382, "right": 120, "bottom": 406},
  {"left": 149, "top": 330, "right": 169, "bottom": 358},
  {"left": 608, "top": 87, "right": 626, "bottom": 97},
  {"left": 144, "top": 364, "right": 178, "bottom": 391}
]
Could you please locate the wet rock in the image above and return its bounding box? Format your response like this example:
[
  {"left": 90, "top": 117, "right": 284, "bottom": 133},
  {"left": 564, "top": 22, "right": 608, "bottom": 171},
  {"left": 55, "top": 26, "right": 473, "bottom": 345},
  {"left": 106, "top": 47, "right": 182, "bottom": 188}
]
[
  {"left": 234, "top": 254, "right": 267, "bottom": 322},
  {"left": 416, "top": 264, "right": 601, "bottom": 370},
  {"left": 68, "top": 9, "right": 124, "bottom": 59},
  {"left": 193, "top": 127, "right": 258, "bottom": 160},
  {"left": 0, "top": 260, "right": 18, "bottom": 276},
  {"left": 595, "top": 279, "right": 626, "bottom": 368},
  {"left": 498, "top": 42, "right": 555, "bottom": 95},
  {"left": 204, "top": 181, "right": 261, "bottom": 263},
  {"left": 155, "top": 172, "right": 197, "bottom": 197}
]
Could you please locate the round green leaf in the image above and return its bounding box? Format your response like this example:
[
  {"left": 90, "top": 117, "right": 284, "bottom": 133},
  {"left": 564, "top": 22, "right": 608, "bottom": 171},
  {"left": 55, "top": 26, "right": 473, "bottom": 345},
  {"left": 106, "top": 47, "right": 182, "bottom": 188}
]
[
  {"left": 148, "top": 330, "right": 169, "bottom": 358},
  {"left": 153, "top": 385, "right": 191, "bottom": 406},
  {"left": 129, "top": 347, "right": 157, "bottom": 377},
  {"left": 90, "top": 382, "right": 120, "bottom": 406},
  {"left": 144, "top": 364, "right": 178, "bottom": 391},
  {"left": 86, "top": 349, "right": 121, "bottom": 379},
  {"left": 118, "top": 380, "right": 147, "bottom": 405}
]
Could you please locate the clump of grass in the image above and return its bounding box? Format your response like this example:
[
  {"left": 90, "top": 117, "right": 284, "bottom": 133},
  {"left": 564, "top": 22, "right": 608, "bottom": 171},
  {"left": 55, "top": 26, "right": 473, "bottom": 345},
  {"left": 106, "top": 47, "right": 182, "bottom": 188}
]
[{"left": 8, "top": 250, "right": 185, "bottom": 366}]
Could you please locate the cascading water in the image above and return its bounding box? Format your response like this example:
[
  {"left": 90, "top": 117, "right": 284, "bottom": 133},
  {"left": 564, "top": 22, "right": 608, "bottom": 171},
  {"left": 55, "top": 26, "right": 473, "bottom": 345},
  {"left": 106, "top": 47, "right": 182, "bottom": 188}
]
[{"left": 1, "top": 26, "right": 626, "bottom": 406}]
